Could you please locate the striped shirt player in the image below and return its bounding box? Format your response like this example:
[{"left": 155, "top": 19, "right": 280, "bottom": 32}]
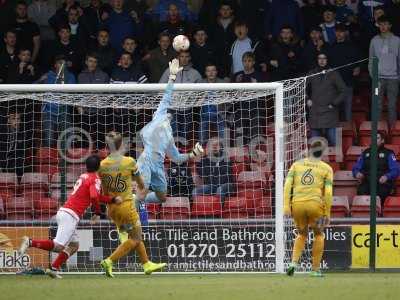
[
  {"left": 138, "top": 58, "right": 204, "bottom": 204},
  {"left": 18, "top": 155, "right": 121, "bottom": 279},
  {"left": 284, "top": 139, "right": 333, "bottom": 277}
]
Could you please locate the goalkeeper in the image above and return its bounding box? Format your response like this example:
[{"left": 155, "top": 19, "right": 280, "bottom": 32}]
[
  {"left": 284, "top": 139, "right": 333, "bottom": 277},
  {"left": 138, "top": 58, "right": 204, "bottom": 204}
]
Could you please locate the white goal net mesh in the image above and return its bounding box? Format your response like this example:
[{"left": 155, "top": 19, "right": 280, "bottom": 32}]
[{"left": 0, "top": 80, "right": 307, "bottom": 273}]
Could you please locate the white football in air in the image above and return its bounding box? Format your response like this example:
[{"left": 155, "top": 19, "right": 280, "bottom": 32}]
[{"left": 173, "top": 35, "right": 190, "bottom": 52}]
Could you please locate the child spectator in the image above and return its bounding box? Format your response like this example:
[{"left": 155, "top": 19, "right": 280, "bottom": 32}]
[
  {"left": 0, "top": 30, "right": 18, "bottom": 84},
  {"left": 230, "top": 21, "right": 265, "bottom": 75},
  {"left": 233, "top": 52, "right": 264, "bottom": 83},
  {"left": 143, "top": 32, "right": 176, "bottom": 83},
  {"left": 90, "top": 29, "right": 116, "bottom": 75},
  {"left": 111, "top": 52, "right": 147, "bottom": 83},
  {"left": 269, "top": 25, "right": 303, "bottom": 81},
  {"left": 9, "top": 1, "right": 41, "bottom": 63},
  {"left": 7, "top": 48, "right": 38, "bottom": 84},
  {"left": 190, "top": 27, "right": 215, "bottom": 76}
]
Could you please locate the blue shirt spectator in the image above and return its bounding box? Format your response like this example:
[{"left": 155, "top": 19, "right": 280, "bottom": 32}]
[{"left": 265, "top": 0, "right": 304, "bottom": 39}]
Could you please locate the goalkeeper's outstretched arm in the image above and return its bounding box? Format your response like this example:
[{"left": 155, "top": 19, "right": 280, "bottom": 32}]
[
  {"left": 166, "top": 142, "right": 204, "bottom": 164},
  {"left": 153, "top": 59, "right": 182, "bottom": 121}
]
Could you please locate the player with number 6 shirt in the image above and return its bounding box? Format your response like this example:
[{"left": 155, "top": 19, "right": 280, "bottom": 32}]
[
  {"left": 283, "top": 138, "right": 333, "bottom": 277},
  {"left": 18, "top": 155, "right": 122, "bottom": 279}
]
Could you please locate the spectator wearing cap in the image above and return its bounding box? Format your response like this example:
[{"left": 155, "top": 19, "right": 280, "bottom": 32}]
[
  {"left": 209, "top": 2, "right": 236, "bottom": 78},
  {"left": 328, "top": 24, "right": 361, "bottom": 122},
  {"left": 301, "top": 26, "right": 329, "bottom": 72},
  {"left": 269, "top": 25, "right": 303, "bottom": 81},
  {"left": 90, "top": 29, "right": 116, "bottom": 75},
  {"left": 143, "top": 32, "right": 176, "bottom": 83},
  {"left": 190, "top": 27, "right": 215, "bottom": 76},
  {"left": 265, "top": 0, "right": 304, "bottom": 40},
  {"left": 352, "top": 131, "right": 400, "bottom": 205},
  {"left": 111, "top": 52, "right": 148, "bottom": 83},
  {"left": 369, "top": 15, "right": 400, "bottom": 128},
  {"left": 307, "top": 52, "right": 346, "bottom": 146},
  {"left": 320, "top": 6, "right": 340, "bottom": 45},
  {"left": 301, "top": 0, "right": 324, "bottom": 36},
  {"left": 229, "top": 21, "right": 266, "bottom": 76},
  {"left": 157, "top": 3, "right": 192, "bottom": 38},
  {"left": 101, "top": 0, "right": 143, "bottom": 53}
]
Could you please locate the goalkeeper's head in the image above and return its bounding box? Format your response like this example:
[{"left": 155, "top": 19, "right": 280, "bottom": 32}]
[
  {"left": 105, "top": 131, "right": 124, "bottom": 153},
  {"left": 309, "top": 138, "right": 327, "bottom": 160}
]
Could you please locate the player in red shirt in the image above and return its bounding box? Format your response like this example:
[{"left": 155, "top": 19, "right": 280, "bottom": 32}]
[{"left": 18, "top": 155, "right": 122, "bottom": 279}]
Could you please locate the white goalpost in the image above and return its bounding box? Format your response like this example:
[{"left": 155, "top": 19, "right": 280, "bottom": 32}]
[{"left": 0, "top": 80, "right": 307, "bottom": 274}]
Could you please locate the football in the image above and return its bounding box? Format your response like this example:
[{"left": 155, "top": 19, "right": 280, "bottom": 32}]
[{"left": 172, "top": 35, "right": 190, "bottom": 52}]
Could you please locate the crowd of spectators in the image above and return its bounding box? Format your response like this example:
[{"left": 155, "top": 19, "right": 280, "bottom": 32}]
[{"left": 1, "top": 0, "right": 400, "bottom": 207}]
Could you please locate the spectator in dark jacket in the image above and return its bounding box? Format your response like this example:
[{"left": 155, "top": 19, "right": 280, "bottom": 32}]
[
  {"left": 190, "top": 27, "right": 215, "bottom": 76},
  {"left": 328, "top": 24, "right": 360, "bottom": 121},
  {"left": 238, "top": 0, "right": 269, "bottom": 39},
  {"left": 102, "top": 0, "right": 143, "bottom": 52},
  {"left": 301, "top": 26, "right": 329, "bottom": 73},
  {"left": 360, "top": 5, "right": 385, "bottom": 52},
  {"left": 90, "top": 29, "right": 116, "bottom": 75},
  {"left": 157, "top": 3, "right": 192, "bottom": 38},
  {"left": 111, "top": 52, "right": 148, "bottom": 83},
  {"left": 121, "top": 36, "right": 141, "bottom": 62},
  {"left": 387, "top": 0, "right": 400, "bottom": 36},
  {"left": 307, "top": 53, "right": 346, "bottom": 146},
  {"left": 77, "top": 53, "right": 109, "bottom": 148},
  {"left": 269, "top": 25, "right": 303, "bottom": 81},
  {"left": 143, "top": 32, "right": 176, "bottom": 83},
  {"left": 83, "top": 0, "right": 112, "bottom": 44},
  {"left": 233, "top": 52, "right": 264, "bottom": 83},
  {"left": 66, "top": 6, "right": 90, "bottom": 49},
  {"left": 0, "top": 30, "right": 18, "bottom": 84},
  {"left": 358, "top": 0, "right": 390, "bottom": 29},
  {"left": 49, "top": 0, "right": 81, "bottom": 31},
  {"left": 193, "top": 137, "right": 236, "bottom": 206},
  {"left": 7, "top": 48, "right": 38, "bottom": 84},
  {"left": 334, "top": 0, "right": 356, "bottom": 25},
  {"left": 49, "top": 25, "right": 84, "bottom": 75},
  {"left": 0, "top": 111, "right": 34, "bottom": 183},
  {"left": 167, "top": 161, "right": 194, "bottom": 199},
  {"left": 9, "top": 1, "right": 41, "bottom": 63},
  {"left": 209, "top": 2, "right": 236, "bottom": 78},
  {"left": 353, "top": 132, "right": 400, "bottom": 205},
  {"left": 265, "top": 0, "right": 304, "bottom": 40},
  {"left": 301, "top": 0, "right": 324, "bottom": 36}
]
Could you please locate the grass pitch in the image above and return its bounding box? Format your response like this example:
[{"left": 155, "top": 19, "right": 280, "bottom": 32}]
[{"left": 1, "top": 273, "right": 400, "bottom": 300}]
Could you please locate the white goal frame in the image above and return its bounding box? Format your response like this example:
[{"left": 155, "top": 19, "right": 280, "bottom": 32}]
[{"left": 0, "top": 82, "right": 286, "bottom": 273}]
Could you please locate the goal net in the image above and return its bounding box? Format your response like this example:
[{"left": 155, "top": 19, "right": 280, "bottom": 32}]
[{"left": 0, "top": 80, "right": 307, "bottom": 273}]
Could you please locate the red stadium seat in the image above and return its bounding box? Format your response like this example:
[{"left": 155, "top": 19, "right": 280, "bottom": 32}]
[
  {"left": 66, "top": 164, "right": 86, "bottom": 178},
  {"left": 345, "top": 146, "right": 367, "bottom": 170},
  {"left": 333, "top": 171, "right": 358, "bottom": 203},
  {"left": 237, "top": 170, "right": 267, "bottom": 189},
  {"left": 352, "top": 111, "right": 368, "bottom": 129},
  {"left": 339, "top": 121, "right": 356, "bottom": 155},
  {"left": 5, "top": 196, "right": 33, "bottom": 220},
  {"left": 222, "top": 196, "right": 248, "bottom": 218},
  {"left": 0, "top": 173, "right": 18, "bottom": 192},
  {"left": 146, "top": 203, "right": 161, "bottom": 220},
  {"left": 67, "top": 148, "right": 92, "bottom": 162},
  {"left": 350, "top": 195, "right": 381, "bottom": 218},
  {"left": 359, "top": 121, "right": 389, "bottom": 146},
  {"left": 20, "top": 172, "right": 49, "bottom": 192},
  {"left": 191, "top": 195, "right": 222, "bottom": 218},
  {"left": 160, "top": 197, "right": 190, "bottom": 220},
  {"left": 383, "top": 196, "right": 400, "bottom": 217},
  {"left": 227, "top": 147, "right": 249, "bottom": 163},
  {"left": 50, "top": 189, "right": 73, "bottom": 202},
  {"left": 252, "top": 195, "right": 273, "bottom": 218},
  {"left": 34, "top": 164, "right": 59, "bottom": 178},
  {"left": 0, "top": 196, "right": 5, "bottom": 219},
  {"left": 352, "top": 95, "right": 370, "bottom": 112},
  {"left": 232, "top": 162, "right": 247, "bottom": 181},
  {"left": 390, "top": 121, "right": 400, "bottom": 144},
  {"left": 384, "top": 144, "right": 400, "bottom": 159},
  {"left": 33, "top": 197, "right": 58, "bottom": 219},
  {"left": 331, "top": 196, "right": 350, "bottom": 218},
  {"left": 36, "top": 147, "right": 59, "bottom": 164},
  {"left": 51, "top": 173, "right": 78, "bottom": 190}
]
